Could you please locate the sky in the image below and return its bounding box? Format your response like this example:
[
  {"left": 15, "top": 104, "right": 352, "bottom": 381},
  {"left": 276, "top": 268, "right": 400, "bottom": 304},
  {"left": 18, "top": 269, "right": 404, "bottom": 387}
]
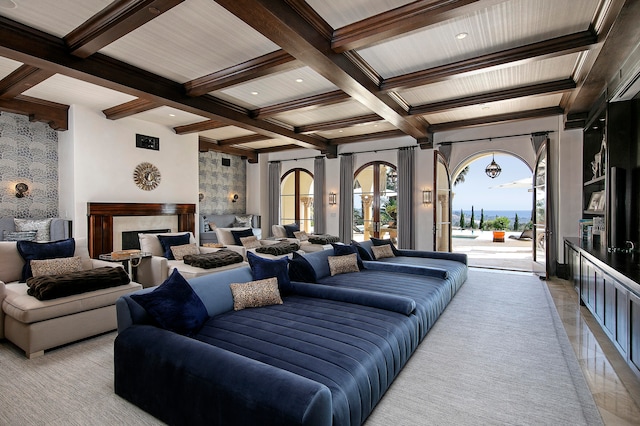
[{"left": 451, "top": 154, "right": 533, "bottom": 211}]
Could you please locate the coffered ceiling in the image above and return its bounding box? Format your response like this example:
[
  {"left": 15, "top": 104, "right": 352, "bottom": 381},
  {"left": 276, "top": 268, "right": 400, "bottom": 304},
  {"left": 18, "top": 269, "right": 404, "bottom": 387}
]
[{"left": 0, "top": 0, "right": 638, "bottom": 162}]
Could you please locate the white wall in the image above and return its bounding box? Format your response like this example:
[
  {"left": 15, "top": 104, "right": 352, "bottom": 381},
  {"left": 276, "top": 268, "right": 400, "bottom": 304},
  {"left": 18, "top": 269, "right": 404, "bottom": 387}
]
[{"left": 59, "top": 104, "right": 199, "bottom": 239}]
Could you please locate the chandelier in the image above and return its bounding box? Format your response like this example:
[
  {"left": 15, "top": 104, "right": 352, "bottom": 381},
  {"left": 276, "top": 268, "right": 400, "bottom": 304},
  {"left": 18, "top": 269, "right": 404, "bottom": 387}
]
[{"left": 485, "top": 154, "right": 501, "bottom": 179}]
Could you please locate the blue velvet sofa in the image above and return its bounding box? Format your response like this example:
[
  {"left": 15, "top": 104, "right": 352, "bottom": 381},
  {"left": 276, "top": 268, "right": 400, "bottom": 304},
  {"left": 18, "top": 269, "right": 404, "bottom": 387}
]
[{"left": 114, "top": 246, "right": 467, "bottom": 425}]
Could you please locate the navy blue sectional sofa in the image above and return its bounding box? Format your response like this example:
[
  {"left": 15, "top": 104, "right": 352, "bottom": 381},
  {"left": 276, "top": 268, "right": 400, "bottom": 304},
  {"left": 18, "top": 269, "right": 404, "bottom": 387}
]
[{"left": 114, "top": 246, "right": 467, "bottom": 425}]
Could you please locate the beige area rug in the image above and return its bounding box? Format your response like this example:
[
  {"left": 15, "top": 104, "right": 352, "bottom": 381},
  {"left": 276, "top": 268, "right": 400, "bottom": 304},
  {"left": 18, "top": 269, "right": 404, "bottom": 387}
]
[{"left": 0, "top": 269, "right": 602, "bottom": 425}]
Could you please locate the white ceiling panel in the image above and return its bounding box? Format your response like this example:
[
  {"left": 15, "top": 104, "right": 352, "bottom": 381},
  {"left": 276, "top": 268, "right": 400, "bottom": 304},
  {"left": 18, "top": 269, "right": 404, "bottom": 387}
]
[
  {"left": 423, "top": 93, "right": 564, "bottom": 124},
  {"left": 199, "top": 127, "right": 255, "bottom": 141},
  {"left": 0, "top": 55, "right": 21, "bottom": 79},
  {"left": 317, "top": 121, "right": 397, "bottom": 139},
  {"left": 241, "top": 139, "right": 291, "bottom": 150},
  {"left": 273, "top": 100, "right": 374, "bottom": 127},
  {"left": 100, "top": 0, "right": 280, "bottom": 83},
  {"left": 130, "top": 106, "right": 208, "bottom": 128},
  {"left": 306, "top": 0, "right": 414, "bottom": 29},
  {"left": 0, "top": 0, "right": 110, "bottom": 37},
  {"left": 357, "top": 0, "right": 599, "bottom": 78},
  {"left": 216, "top": 67, "right": 338, "bottom": 109},
  {"left": 23, "top": 74, "right": 136, "bottom": 110},
  {"left": 398, "top": 53, "right": 581, "bottom": 105}
]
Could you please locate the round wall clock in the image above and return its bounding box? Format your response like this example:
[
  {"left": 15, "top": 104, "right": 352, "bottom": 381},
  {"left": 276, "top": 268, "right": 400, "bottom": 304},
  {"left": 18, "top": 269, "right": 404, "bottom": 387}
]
[{"left": 133, "top": 162, "right": 161, "bottom": 191}]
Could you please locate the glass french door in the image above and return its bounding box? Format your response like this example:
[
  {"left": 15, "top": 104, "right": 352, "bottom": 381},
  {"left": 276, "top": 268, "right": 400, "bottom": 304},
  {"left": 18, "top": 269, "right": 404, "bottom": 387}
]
[
  {"left": 280, "top": 168, "right": 314, "bottom": 233},
  {"left": 533, "top": 143, "right": 548, "bottom": 278},
  {"left": 353, "top": 162, "right": 397, "bottom": 243},
  {"left": 434, "top": 152, "right": 452, "bottom": 251}
]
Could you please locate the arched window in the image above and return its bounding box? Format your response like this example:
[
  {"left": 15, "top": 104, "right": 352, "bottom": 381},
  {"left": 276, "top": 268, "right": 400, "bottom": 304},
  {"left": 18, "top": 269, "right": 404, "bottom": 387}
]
[
  {"left": 280, "top": 168, "right": 314, "bottom": 233},
  {"left": 353, "top": 161, "right": 397, "bottom": 243}
]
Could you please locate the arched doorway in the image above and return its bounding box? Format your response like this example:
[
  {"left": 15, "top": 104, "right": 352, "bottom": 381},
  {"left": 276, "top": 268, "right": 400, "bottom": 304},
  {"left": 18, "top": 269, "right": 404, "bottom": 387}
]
[
  {"left": 450, "top": 153, "right": 542, "bottom": 273},
  {"left": 280, "top": 168, "right": 314, "bottom": 233},
  {"left": 353, "top": 162, "right": 397, "bottom": 243}
]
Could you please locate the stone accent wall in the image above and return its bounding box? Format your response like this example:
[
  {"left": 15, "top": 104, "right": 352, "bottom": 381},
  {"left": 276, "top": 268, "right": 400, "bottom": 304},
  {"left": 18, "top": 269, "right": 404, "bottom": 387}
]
[
  {"left": 0, "top": 112, "right": 59, "bottom": 218},
  {"left": 199, "top": 150, "right": 246, "bottom": 214}
]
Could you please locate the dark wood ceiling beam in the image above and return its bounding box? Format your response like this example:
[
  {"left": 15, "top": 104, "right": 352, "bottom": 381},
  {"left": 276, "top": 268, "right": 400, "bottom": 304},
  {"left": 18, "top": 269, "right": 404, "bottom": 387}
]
[
  {"left": 174, "top": 119, "right": 227, "bottom": 134},
  {"left": 0, "top": 65, "right": 55, "bottom": 99},
  {"left": 0, "top": 95, "right": 69, "bottom": 130},
  {"left": 102, "top": 98, "right": 160, "bottom": 119},
  {"left": 296, "top": 113, "right": 381, "bottom": 134},
  {"left": 381, "top": 30, "right": 598, "bottom": 92},
  {"left": 252, "top": 90, "right": 349, "bottom": 118},
  {"left": 328, "top": 129, "right": 406, "bottom": 145},
  {"left": 199, "top": 136, "right": 258, "bottom": 163},
  {"left": 428, "top": 106, "right": 564, "bottom": 133},
  {"left": 256, "top": 144, "right": 301, "bottom": 153},
  {"left": 215, "top": 0, "right": 428, "bottom": 140},
  {"left": 185, "top": 50, "right": 300, "bottom": 97},
  {"left": 410, "top": 78, "right": 576, "bottom": 115},
  {"left": 0, "top": 16, "right": 329, "bottom": 151},
  {"left": 331, "top": 0, "right": 507, "bottom": 53},
  {"left": 65, "top": 0, "right": 184, "bottom": 58},
  {"left": 217, "top": 134, "right": 271, "bottom": 146}
]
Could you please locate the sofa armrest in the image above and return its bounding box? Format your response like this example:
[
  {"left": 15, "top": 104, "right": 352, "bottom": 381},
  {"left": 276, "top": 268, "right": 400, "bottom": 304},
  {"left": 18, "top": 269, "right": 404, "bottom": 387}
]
[
  {"left": 134, "top": 256, "right": 168, "bottom": 288},
  {"left": 394, "top": 249, "right": 468, "bottom": 265},
  {"left": 362, "top": 261, "right": 449, "bottom": 279},
  {"left": 115, "top": 325, "right": 332, "bottom": 426}
]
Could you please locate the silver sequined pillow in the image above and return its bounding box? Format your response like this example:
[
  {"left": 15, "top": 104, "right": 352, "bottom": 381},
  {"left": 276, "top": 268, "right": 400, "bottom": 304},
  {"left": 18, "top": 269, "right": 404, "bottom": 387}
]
[
  {"left": 170, "top": 243, "right": 200, "bottom": 260},
  {"left": 371, "top": 244, "right": 395, "bottom": 259},
  {"left": 229, "top": 277, "right": 283, "bottom": 311},
  {"left": 328, "top": 253, "right": 360, "bottom": 276},
  {"left": 233, "top": 215, "right": 253, "bottom": 228},
  {"left": 14, "top": 218, "right": 53, "bottom": 242},
  {"left": 293, "top": 231, "right": 309, "bottom": 241},
  {"left": 30, "top": 256, "right": 84, "bottom": 277},
  {"left": 3, "top": 230, "right": 38, "bottom": 241},
  {"left": 240, "top": 235, "right": 261, "bottom": 249}
]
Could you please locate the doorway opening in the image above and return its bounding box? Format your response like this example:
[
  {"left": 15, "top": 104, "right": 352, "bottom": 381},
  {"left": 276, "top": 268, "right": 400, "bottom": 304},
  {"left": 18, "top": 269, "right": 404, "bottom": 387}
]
[{"left": 450, "top": 153, "right": 543, "bottom": 273}]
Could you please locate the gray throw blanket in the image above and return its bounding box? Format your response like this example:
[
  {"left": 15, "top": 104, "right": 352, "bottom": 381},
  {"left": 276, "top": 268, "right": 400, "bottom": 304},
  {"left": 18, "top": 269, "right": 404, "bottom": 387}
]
[
  {"left": 183, "top": 249, "right": 244, "bottom": 269},
  {"left": 308, "top": 234, "right": 340, "bottom": 245},
  {"left": 26, "top": 266, "right": 130, "bottom": 301},
  {"left": 255, "top": 242, "right": 300, "bottom": 256}
]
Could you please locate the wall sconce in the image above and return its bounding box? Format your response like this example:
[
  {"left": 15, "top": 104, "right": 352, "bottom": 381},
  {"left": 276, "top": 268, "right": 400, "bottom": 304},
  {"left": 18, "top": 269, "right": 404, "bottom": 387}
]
[
  {"left": 15, "top": 183, "right": 29, "bottom": 198},
  {"left": 329, "top": 192, "right": 337, "bottom": 205},
  {"left": 198, "top": 192, "right": 204, "bottom": 202},
  {"left": 422, "top": 190, "right": 432, "bottom": 204},
  {"left": 232, "top": 194, "right": 238, "bottom": 203}
]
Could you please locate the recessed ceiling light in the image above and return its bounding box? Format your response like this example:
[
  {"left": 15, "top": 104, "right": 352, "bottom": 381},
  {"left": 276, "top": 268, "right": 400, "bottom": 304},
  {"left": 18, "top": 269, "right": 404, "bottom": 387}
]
[
  {"left": 168, "top": 113, "right": 176, "bottom": 117},
  {"left": 456, "top": 32, "right": 468, "bottom": 40},
  {"left": 250, "top": 91, "right": 259, "bottom": 96},
  {"left": 295, "top": 78, "right": 303, "bottom": 83},
  {"left": 0, "top": 0, "right": 17, "bottom": 9}
]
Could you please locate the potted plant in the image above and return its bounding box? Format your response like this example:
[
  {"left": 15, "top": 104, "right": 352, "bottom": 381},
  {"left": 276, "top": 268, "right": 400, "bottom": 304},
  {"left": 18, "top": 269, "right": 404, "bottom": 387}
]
[{"left": 491, "top": 216, "right": 510, "bottom": 242}]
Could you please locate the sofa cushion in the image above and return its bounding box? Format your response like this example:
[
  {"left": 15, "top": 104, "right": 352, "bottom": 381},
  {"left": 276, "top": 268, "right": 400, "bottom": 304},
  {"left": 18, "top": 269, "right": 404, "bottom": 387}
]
[
  {"left": 371, "top": 244, "right": 395, "bottom": 260},
  {"left": 293, "top": 231, "right": 309, "bottom": 241},
  {"left": 157, "top": 233, "right": 191, "bottom": 260},
  {"left": 30, "top": 256, "right": 83, "bottom": 277},
  {"left": 14, "top": 218, "right": 53, "bottom": 242},
  {"left": 3, "top": 230, "right": 37, "bottom": 242},
  {"left": 240, "top": 235, "right": 261, "bottom": 249},
  {"left": 230, "top": 228, "right": 254, "bottom": 246},
  {"left": 288, "top": 252, "right": 317, "bottom": 283},
  {"left": 332, "top": 243, "right": 364, "bottom": 269},
  {"left": 131, "top": 269, "right": 208, "bottom": 336},
  {"left": 215, "top": 227, "right": 250, "bottom": 246},
  {"left": 271, "top": 224, "right": 287, "bottom": 239},
  {"left": 247, "top": 251, "right": 290, "bottom": 288},
  {"left": 170, "top": 243, "right": 200, "bottom": 260},
  {"left": 351, "top": 241, "right": 374, "bottom": 261},
  {"left": 16, "top": 238, "right": 76, "bottom": 282},
  {"left": 370, "top": 237, "right": 400, "bottom": 255},
  {"left": 283, "top": 223, "right": 300, "bottom": 238},
  {"left": 233, "top": 214, "right": 253, "bottom": 228},
  {"left": 0, "top": 241, "right": 25, "bottom": 283},
  {"left": 328, "top": 253, "right": 360, "bottom": 276},
  {"left": 230, "top": 277, "right": 283, "bottom": 311},
  {"left": 139, "top": 232, "right": 197, "bottom": 258}
]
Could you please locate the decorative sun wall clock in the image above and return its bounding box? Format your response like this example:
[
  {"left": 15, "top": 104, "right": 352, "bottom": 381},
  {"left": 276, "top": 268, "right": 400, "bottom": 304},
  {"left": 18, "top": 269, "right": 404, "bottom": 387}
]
[{"left": 133, "top": 162, "right": 161, "bottom": 191}]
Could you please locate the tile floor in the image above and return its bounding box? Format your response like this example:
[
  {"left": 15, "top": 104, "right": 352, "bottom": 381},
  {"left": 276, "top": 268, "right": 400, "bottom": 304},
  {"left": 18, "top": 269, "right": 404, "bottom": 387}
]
[{"left": 546, "top": 277, "right": 640, "bottom": 425}]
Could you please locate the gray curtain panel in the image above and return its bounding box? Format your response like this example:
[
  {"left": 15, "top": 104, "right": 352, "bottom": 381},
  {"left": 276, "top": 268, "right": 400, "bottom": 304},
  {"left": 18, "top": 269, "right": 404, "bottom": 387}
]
[
  {"left": 313, "top": 156, "right": 326, "bottom": 234},
  {"left": 339, "top": 154, "right": 355, "bottom": 243},
  {"left": 268, "top": 161, "right": 281, "bottom": 237},
  {"left": 397, "top": 147, "right": 415, "bottom": 249}
]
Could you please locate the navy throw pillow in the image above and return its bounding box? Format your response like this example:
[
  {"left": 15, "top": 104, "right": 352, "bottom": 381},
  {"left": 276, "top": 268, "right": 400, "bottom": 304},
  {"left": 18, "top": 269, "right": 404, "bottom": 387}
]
[
  {"left": 370, "top": 237, "right": 400, "bottom": 255},
  {"left": 16, "top": 238, "right": 76, "bottom": 282},
  {"left": 351, "top": 241, "right": 373, "bottom": 261},
  {"left": 230, "top": 228, "right": 254, "bottom": 246},
  {"left": 288, "top": 252, "right": 317, "bottom": 283},
  {"left": 332, "top": 243, "right": 364, "bottom": 270},
  {"left": 247, "top": 251, "right": 290, "bottom": 288},
  {"left": 283, "top": 223, "right": 300, "bottom": 238},
  {"left": 130, "top": 269, "right": 208, "bottom": 336},
  {"left": 157, "top": 233, "right": 191, "bottom": 260}
]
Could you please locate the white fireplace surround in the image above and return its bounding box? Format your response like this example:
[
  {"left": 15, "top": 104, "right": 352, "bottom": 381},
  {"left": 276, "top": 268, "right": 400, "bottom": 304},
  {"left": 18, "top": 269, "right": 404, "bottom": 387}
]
[{"left": 112, "top": 216, "right": 178, "bottom": 251}]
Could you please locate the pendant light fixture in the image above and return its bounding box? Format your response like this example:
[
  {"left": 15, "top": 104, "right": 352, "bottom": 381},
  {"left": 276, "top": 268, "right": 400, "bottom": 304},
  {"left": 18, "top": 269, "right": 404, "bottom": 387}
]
[{"left": 485, "top": 153, "right": 501, "bottom": 179}]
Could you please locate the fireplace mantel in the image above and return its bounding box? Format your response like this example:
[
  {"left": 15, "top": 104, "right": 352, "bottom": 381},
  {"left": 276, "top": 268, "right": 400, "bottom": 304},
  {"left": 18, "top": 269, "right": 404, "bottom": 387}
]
[{"left": 87, "top": 202, "right": 196, "bottom": 258}]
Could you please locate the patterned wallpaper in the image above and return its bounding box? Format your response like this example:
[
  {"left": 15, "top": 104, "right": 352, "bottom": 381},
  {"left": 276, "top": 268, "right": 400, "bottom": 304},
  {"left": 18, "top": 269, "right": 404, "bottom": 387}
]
[
  {"left": 199, "top": 150, "right": 246, "bottom": 214},
  {"left": 0, "top": 112, "right": 59, "bottom": 218}
]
